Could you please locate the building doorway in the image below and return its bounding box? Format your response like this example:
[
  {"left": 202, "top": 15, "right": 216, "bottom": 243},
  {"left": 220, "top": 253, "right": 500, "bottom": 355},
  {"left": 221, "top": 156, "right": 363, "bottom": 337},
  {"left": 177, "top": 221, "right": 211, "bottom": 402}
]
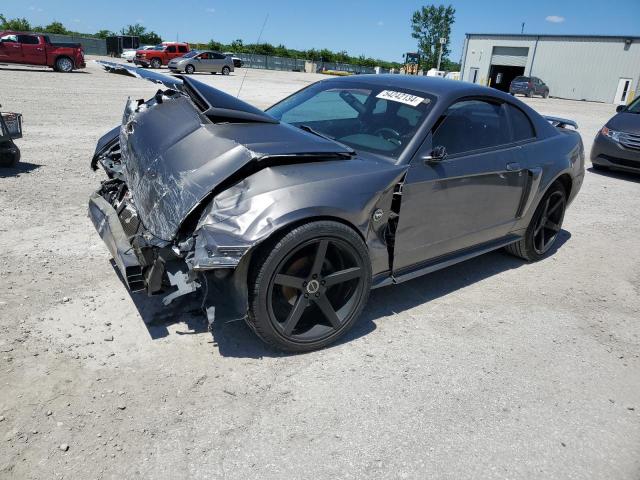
[
  {"left": 488, "top": 65, "right": 525, "bottom": 92},
  {"left": 614, "top": 78, "right": 632, "bottom": 105}
]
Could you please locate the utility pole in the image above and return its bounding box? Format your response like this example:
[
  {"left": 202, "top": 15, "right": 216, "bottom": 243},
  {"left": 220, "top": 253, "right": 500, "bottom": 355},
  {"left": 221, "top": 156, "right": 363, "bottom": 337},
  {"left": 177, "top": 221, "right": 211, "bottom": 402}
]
[
  {"left": 436, "top": 37, "right": 446, "bottom": 71},
  {"left": 521, "top": 22, "right": 525, "bottom": 34}
]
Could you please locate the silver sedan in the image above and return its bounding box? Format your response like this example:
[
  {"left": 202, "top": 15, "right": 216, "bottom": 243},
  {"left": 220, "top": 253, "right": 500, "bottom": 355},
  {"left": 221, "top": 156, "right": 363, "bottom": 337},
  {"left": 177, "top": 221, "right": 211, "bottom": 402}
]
[{"left": 168, "top": 51, "right": 234, "bottom": 75}]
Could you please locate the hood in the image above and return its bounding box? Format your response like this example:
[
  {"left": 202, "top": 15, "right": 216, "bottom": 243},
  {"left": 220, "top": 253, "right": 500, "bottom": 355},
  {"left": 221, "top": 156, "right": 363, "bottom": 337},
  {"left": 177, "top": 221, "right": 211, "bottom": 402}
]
[
  {"left": 118, "top": 94, "right": 353, "bottom": 241},
  {"left": 607, "top": 112, "right": 640, "bottom": 135}
]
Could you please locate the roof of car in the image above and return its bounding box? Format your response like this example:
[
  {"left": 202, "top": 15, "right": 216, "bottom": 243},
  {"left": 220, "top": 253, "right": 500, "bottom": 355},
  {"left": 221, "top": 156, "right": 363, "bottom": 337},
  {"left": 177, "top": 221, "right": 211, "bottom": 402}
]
[{"left": 325, "top": 74, "right": 509, "bottom": 101}]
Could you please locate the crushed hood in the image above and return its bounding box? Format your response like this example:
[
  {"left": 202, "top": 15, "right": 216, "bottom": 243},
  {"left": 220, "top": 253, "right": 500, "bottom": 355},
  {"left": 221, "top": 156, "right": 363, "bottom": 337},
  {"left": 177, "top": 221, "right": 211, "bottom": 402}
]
[{"left": 118, "top": 94, "right": 353, "bottom": 241}]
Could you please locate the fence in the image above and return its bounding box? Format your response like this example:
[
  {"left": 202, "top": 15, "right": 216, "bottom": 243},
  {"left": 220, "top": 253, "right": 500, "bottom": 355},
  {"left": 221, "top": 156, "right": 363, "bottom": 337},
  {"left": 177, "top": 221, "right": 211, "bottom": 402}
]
[
  {"left": 40, "top": 33, "right": 107, "bottom": 56},
  {"left": 235, "top": 53, "right": 382, "bottom": 74}
]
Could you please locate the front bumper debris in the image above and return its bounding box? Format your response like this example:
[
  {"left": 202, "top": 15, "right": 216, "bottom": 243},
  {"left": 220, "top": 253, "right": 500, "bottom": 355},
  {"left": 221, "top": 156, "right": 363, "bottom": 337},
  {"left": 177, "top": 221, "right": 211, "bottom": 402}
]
[{"left": 88, "top": 191, "right": 144, "bottom": 291}]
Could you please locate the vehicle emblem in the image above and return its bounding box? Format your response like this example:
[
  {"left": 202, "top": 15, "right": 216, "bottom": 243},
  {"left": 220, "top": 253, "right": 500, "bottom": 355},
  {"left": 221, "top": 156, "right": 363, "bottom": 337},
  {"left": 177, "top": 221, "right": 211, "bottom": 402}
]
[
  {"left": 306, "top": 279, "right": 320, "bottom": 294},
  {"left": 373, "top": 209, "right": 384, "bottom": 222}
]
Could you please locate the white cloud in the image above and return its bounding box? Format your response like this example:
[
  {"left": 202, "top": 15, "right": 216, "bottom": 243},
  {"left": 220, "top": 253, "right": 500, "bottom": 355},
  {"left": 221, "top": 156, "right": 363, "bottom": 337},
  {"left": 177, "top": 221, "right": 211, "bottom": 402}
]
[
  {"left": 545, "top": 15, "right": 565, "bottom": 23},
  {"left": 376, "top": 20, "right": 384, "bottom": 27},
  {"left": 29, "top": 5, "right": 43, "bottom": 12},
  {"left": 205, "top": 7, "right": 216, "bottom": 13}
]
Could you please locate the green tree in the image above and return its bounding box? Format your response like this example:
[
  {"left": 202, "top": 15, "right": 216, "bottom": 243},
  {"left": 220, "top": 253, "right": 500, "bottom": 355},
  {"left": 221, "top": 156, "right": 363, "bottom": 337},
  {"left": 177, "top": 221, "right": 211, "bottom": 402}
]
[
  {"left": 43, "top": 21, "right": 69, "bottom": 34},
  {"left": 95, "top": 29, "right": 114, "bottom": 39},
  {"left": 230, "top": 39, "right": 244, "bottom": 52},
  {"left": 411, "top": 4, "right": 455, "bottom": 70},
  {"left": 121, "top": 23, "right": 146, "bottom": 36},
  {"left": 0, "top": 14, "right": 32, "bottom": 31},
  {"left": 140, "top": 30, "right": 161, "bottom": 44},
  {"left": 207, "top": 39, "right": 224, "bottom": 51}
]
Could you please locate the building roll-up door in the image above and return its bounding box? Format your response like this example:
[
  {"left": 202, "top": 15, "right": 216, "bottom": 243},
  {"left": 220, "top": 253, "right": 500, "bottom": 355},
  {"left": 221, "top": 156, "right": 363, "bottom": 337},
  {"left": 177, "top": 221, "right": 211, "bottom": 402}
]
[{"left": 490, "top": 46, "right": 529, "bottom": 66}]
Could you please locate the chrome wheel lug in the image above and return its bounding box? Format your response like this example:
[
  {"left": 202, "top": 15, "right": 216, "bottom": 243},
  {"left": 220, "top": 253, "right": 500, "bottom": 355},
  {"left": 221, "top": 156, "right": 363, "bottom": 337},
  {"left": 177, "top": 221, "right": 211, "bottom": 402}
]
[
  {"left": 312, "top": 274, "right": 318, "bottom": 279},
  {"left": 304, "top": 293, "right": 309, "bottom": 298},
  {"left": 321, "top": 280, "right": 326, "bottom": 285}
]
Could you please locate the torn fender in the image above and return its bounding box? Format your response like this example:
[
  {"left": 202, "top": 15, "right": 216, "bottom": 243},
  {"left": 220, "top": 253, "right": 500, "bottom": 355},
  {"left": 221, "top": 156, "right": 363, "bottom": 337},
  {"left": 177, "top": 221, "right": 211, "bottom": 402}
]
[{"left": 191, "top": 158, "right": 407, "bottom": 278}]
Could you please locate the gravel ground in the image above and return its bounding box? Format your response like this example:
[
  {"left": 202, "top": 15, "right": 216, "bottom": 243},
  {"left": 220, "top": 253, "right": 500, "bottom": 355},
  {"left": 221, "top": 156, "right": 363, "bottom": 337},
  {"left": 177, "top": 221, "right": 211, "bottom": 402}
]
[{"left": 1, "top": 58, "right": 639, "bottom": 480}]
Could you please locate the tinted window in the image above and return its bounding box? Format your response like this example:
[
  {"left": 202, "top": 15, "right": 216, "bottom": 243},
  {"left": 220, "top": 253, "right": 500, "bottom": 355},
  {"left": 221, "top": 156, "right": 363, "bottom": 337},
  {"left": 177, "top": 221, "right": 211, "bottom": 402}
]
[
  {"left": 507, "top": 104, "right": 535, "bottom": 141},
  {"left": 178, "top": 45, "right": 188, "bottom": 53},
  {"left": 513, "top": 76, "right": 529, "bottom": 82},
  {"left": 166, "top": 45, "right": 176, "bottom": 53},
  {"left": 432, "top": 100, "right": 510, "bottom": 155},
  {"left": 17, "top": 35, "right": 40, "bottom": 45},
  {"left": 213, "top": 53, "right": 226, "bottom": 59}
]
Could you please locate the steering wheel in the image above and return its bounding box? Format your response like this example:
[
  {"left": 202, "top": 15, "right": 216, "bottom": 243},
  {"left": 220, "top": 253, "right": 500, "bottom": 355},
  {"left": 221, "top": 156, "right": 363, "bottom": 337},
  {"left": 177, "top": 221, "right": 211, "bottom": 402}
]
[{"left": 374, "top": 127, "right": 402, "bottom": 146}]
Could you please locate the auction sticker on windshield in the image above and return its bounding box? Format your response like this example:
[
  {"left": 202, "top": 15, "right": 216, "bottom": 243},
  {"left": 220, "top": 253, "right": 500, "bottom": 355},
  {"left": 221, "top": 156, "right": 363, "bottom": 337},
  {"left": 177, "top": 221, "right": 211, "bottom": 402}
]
[{"left": 376, "top": 90, "right": 425, "bottom": 107}]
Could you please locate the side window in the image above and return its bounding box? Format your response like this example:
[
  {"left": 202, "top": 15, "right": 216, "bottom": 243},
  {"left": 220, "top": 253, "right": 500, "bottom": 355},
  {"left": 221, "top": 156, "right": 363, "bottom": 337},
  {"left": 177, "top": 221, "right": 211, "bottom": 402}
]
[
  {"left": 199, "top": 53, "right": 209, "bottom": 60},
  {"left": 507, "top": 104, "right": 536, "bottom": 141},
  {"left": 432, "top": 99, "right": 510, "bottom": 156},
  {"left": 17, "top": 35, "right": 40, "bottom": 45},
  {"left": 178, "top": 45, "right": 188, "bottom": 53},
  {"left": 213, "top": 53, "right": 226, "bottom": 60},
  {"left": 166, "top": 45, "right": 176, "bottom": 53},
  {"left": 1, "top": 34, "right": 18, "bottom": 43}
]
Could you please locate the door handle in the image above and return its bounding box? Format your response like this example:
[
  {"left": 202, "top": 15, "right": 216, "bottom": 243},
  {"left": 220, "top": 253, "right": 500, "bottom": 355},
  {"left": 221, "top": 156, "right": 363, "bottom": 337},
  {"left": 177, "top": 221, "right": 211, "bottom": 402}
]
[{"left": 506, "top": 162, "right": 521, "bottom": 171}]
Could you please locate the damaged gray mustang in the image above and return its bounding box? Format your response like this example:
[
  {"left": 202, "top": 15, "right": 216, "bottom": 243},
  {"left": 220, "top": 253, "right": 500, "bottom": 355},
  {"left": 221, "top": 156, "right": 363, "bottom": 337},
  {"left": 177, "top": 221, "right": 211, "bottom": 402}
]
[{"left": 90, "top": 62, "right": 584, "bottom": 352}]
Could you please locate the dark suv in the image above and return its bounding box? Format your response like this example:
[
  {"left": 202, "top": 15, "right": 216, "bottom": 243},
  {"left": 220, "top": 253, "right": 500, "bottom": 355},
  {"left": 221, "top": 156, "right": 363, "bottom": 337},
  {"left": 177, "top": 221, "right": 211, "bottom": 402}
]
[
  {"left": 590, "top": 97, "right": 640, "bottom": 173},
  {"left": 510, "top": 76, "right": 549, "bottom": 98}
]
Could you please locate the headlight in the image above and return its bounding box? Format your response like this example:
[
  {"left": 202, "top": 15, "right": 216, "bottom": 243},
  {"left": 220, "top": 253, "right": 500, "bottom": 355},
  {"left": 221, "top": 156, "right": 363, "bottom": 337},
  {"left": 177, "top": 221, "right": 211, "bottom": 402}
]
[{"left": 601, "top": 126, "right": 621, "bottom": 142}]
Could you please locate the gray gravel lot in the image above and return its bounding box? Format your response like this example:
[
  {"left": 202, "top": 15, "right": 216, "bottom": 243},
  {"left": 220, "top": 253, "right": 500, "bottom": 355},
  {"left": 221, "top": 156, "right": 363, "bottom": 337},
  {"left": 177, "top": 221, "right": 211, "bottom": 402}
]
[{"left": 0, "top": 58, "right": 639, "bottom": 480}]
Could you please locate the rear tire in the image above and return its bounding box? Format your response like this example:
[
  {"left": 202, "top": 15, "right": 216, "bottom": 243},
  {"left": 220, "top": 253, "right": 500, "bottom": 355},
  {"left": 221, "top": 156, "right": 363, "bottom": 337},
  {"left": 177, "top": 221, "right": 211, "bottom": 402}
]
[
  {"left": 526, "top": 90, "right": 534, "bottom": 98},
  {"left": 543, "top": 90, "right": 549, "bottom": 99},
  {"left": 505, "top": 182, "right": 567, "bottom": 261},
  {"left": 0, "top": 142, "right": 20, "bottom": 168},
  {"left": 54, "top": 56, "right": 73, "bottom": 73},
  {"left": 247, "top": 221, "right": 371, "bottom": 352},
  {"left": 222, "top": 66, "right": 230, "bottom": 75},
  {"left": 185, "top": 64, "right": 195, "bottom": 74}
]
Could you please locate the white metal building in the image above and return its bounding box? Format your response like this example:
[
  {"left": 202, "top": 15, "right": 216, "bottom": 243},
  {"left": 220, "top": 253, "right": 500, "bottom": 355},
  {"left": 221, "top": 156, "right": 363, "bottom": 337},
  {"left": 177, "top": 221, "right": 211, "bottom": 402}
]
[{"left": 459, "top": 34, "right": 640, "bottom": 105}]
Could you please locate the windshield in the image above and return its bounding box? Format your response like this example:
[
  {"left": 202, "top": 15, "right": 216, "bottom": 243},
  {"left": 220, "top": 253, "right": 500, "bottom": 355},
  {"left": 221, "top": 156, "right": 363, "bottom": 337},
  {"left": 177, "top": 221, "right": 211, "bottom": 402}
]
[
  {"left": 626, "top": 96, "right": 640, "bottom": 114},
  {"left": 512, "top": 76, "right": 529, "bottom": 82},
  {"left": 182, "top": 51, "right": 200, "bottom": 58},
  {"left": 266, "top": 81, "right": 433, "bottom": 160},
  {"left": 152, "top": 45, "right": 165, "bottom": 50}
]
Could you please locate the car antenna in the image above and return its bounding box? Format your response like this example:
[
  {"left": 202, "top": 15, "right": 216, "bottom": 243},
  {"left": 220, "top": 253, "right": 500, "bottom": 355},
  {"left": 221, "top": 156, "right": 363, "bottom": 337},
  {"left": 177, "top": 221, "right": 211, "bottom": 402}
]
[{"left": 237, "top": 13, "right": 269, "bottom": 98}]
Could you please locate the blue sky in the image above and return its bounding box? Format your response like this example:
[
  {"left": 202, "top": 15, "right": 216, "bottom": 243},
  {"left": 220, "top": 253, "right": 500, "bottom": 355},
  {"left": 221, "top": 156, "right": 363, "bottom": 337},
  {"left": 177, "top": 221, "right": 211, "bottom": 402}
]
[{"left": 2, "top": 0, "right": 639, "bottom": 62}]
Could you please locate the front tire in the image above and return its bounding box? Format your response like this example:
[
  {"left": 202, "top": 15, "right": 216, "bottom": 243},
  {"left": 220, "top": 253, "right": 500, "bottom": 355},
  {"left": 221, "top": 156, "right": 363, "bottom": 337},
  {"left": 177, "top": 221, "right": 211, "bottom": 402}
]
[
  {"left": 54, "top": 56, "right": 73, "bottom": 73},
  {"left": 248, "top": 221, "right": 371, "bottom": 352},
  {"left": 505, "top": 182, "right": 567, "bottom": 261},
  {"left": 150, "top": 58, "right": 162, "bottom": 69}
]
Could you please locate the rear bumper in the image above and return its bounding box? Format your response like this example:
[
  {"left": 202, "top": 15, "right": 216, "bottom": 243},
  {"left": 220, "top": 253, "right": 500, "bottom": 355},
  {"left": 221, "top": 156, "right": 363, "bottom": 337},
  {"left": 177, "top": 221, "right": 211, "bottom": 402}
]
[
  {"left": 590, "top": 134, "right": 640, "bottom": 172},
  {"left": 88, "top": 191, "right": 145, "bottom": 291}
]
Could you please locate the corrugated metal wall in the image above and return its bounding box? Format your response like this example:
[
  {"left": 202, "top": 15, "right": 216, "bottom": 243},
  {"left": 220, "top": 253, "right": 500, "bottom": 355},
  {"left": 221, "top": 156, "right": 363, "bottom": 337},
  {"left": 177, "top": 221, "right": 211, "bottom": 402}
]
[
  {"left": 461, "top": 34, "right": 640, "bottom": 103},
  {"left": 41, "top": 33, "right": 107, "bottom": 56}
]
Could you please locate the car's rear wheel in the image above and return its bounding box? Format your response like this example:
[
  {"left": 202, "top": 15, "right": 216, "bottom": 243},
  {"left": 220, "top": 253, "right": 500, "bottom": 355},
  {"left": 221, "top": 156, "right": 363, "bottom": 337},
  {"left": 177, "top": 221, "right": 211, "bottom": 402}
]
[
  {"left": 543, "top": 90, "right": 549, "bottom": 99},
  {"left": 150, "top": 58, "right": 161, "bottom": 69},
  {"left": 0, "top": 141, "right": 20, "bottom": 168},
  {"left": 185, "top": 64, "right": 195, "bottom": 74},
  {"left": 505, "top": 182, "right": 567, "bottom": 261},
  {"left": 526, "top": 90, "right": 534, "bottom": 98},
  {"left": 222, "top": 66, "right": 230, "bottom": 75},
  {"left": 54, "top": 56, "right": 73, "bottom": 73},
  {"left": 248, "top": 221, "right": 371, "bottom": 352}
]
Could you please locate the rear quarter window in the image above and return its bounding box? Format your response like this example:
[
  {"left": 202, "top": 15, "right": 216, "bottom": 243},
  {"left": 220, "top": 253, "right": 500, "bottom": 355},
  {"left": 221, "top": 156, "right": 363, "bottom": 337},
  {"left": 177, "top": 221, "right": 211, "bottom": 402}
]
[{"left": 507, "top": 104, "right": 536, "bottom": 141}]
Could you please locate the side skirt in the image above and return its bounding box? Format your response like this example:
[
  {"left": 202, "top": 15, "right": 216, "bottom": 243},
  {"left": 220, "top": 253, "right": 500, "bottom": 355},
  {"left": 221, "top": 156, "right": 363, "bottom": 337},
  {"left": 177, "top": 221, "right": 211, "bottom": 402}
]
[{"left": 371, "top": 234, "right": 521, "bottom": 289}]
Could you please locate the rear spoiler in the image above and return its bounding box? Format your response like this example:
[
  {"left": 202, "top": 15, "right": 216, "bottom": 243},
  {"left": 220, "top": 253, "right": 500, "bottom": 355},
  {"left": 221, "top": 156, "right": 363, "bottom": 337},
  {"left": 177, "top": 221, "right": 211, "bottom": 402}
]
[{"left": 544, "top": 116, "right": 578, "bottom": 130}]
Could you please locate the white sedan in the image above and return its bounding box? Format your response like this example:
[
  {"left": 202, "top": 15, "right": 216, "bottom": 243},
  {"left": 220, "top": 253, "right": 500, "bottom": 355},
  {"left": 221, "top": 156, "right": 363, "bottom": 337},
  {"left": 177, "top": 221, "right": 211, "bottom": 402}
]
[{"left": 121, "top": 45, "right": 154, "bottom": 62}]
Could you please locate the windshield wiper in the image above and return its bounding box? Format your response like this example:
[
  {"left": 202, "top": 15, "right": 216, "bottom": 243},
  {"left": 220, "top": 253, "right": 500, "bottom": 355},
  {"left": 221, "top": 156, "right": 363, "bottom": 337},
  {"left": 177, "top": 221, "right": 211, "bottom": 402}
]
[{"left": 298, "top": 124, "right": 356, "bottom": 155}]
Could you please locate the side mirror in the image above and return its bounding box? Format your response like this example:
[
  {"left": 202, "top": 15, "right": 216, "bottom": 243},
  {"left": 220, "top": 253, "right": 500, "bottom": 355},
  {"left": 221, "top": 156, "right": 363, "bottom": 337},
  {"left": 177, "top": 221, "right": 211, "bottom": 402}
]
[
  {"left": 423, "top": 145, "right": 447, "bottom": 164},
  {"left": 616, "top": 105, "right": 627, "bottom": 113}
]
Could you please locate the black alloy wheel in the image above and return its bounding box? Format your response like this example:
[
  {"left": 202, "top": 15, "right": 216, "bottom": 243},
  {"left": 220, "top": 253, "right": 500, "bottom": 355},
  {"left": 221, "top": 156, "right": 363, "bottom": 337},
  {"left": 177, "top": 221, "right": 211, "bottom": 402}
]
[
  {"left": 248, "top": 221, "right": 371, "bottom": 352},
  {"left": 505, "top": 182, "right": 567, "bottom": 261},
  {"left": 531, "top": 190, "right": 565, "bottom": 255}
]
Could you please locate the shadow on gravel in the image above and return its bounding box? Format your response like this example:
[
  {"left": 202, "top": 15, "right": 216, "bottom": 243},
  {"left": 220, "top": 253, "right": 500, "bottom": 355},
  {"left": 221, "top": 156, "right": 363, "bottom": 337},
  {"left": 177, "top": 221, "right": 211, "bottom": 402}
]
[
  {"left": 115, "top": 231, "right": 571, "bottom": 358},
  {"left": 588, "top": 166, "right": 640, "bottom": 183},
  {"left": 0, "top": 162, "right": 41, "bottom": 177},
  {"left": 0, "top": 66, "right": 90, "bottom": 74}
]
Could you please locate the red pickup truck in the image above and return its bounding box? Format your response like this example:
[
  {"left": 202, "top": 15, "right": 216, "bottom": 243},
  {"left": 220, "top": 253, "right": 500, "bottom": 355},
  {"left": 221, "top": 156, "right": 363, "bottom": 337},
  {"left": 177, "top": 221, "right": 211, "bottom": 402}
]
[
  {"left": 0, "top": 31, "right": 85, "bottom": 72},
  {"left": 133, "top": 42, "right": 189, "bottom": 68}
]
